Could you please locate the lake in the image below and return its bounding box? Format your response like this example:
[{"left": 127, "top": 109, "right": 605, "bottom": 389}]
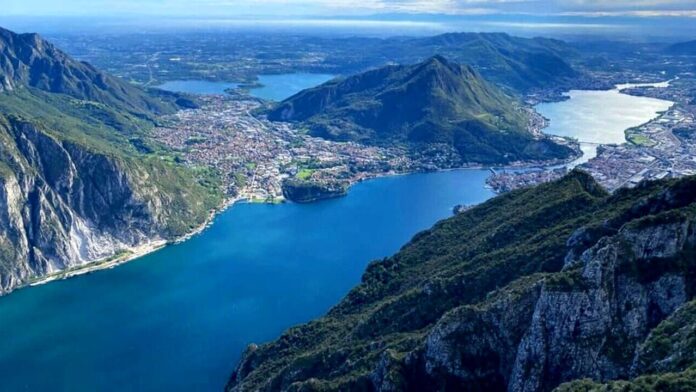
[
  {"left": 0, "top": 170, "right": 493, "bottom": 391},
  {"left": 249, "top": 73, "right": 335, "bottom": 101},
  {"left": 0, "top": 77, "right": 675, "bottom": 391},
  {"left": 156, "top": 73, "right": 335, "bottom": 101},
  {"left": 536, "top": 84, "right": 673, "bottom": 164},
  {"left": 156, "top": 80, "right": 240, "bottom": 95}
]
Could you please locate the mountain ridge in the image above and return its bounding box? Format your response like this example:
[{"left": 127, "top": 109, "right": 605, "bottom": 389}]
[
  {"left": 0, "top": 26, "right": 182, "bottom": 116},
  {"left": 269, "top": 56, "right": 574, "bottom": 165},
  {"left": 666, "top": 39, "right": 696, "bottom": 55},
  {"left": 0, "top": 26, "right": 222, "bottom": 295}
]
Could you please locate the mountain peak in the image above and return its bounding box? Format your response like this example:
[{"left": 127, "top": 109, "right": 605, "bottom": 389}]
[
  {"left": 426, "top": 54, "right": 450, "bottom": 66},
  {"left": 419, "top": 55, "right": 463, "bottom": 73},
  {"left": 268, "top": 57, "right": 574, "bottom": 164},
  {"left": 416, "top": 55, "right": 478, "bottom": 82},
  {"left": 0, "top": 25, "right": 177, "bottom": 115}
]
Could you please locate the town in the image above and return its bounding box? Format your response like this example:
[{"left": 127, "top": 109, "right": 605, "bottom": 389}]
[
  {"left": 487, "top": 79, "right": 696, "bottom": 193},
  {"left": 152, "top": 95, "right": 413, "bottom": 202}
]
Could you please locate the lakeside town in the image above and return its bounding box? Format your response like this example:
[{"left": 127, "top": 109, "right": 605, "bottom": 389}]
[
  {"left": 152, "top": 95, "right": 414, "bottom": 202},
  {"left": 487, "top": 79, "right": 696, "bottom": 193},
  {"left": 150, "top": 70, "right": 696, "bottom": 203},
  {"left": 152, "top": 92, "right": 586, "bottom": 203}
]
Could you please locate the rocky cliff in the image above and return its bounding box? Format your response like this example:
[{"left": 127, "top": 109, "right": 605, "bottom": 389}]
[
  {"left": 227, "top": 171, "right": 696, "bottom": 391},
  {"left": 282, "top": 179, "right": 347, "bottom": 203},
  {"left": 0, "top": 115, "right": 220, "bottom": 294},
  {"left": 0, "top": 27, "right": 222, "bottom": 294}
]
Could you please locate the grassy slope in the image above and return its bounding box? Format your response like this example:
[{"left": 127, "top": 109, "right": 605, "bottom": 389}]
[
  {"left": 0, "top": 87, "right": 222, "bottom": 237},
  {"left": 271, "top": 57, "right": 572, "bottom": 164}
]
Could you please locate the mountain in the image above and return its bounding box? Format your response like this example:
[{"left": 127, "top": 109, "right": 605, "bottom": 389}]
[
  {"left": 396, "top": 33, "right": 578, "bottom": 92},
  {"left": 0, "top": 27, "right": 222, "bottom": 294},
  {"left": 0, "top": 27, "right": 189, "bottom": 116},
  {"left": 665, "top": 40, "right": 696, "bottom": 55},
  {"left": 310, "top": 32, "right": 579, "bottom": 93},
  {"left": 269, "top": 56, "right": 574, "bottom": 165},
  {"left": 227, "top": 171, "right": 696, "bottom": 391}
]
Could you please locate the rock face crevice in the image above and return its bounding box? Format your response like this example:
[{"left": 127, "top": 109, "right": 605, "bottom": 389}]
[
  {"left": 0, "top": 117, "right": 162, "bottom": 294},
  {"left": 226, "top": 173, "right": 696, "bottom": 392},
  {"left": 507, "top": 218, "right": 693, "bottom": 392}
]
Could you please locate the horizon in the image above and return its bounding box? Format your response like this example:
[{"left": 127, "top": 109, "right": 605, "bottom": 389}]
[{"left": 1, "top": 0, "right": 696, "bottom": 41}]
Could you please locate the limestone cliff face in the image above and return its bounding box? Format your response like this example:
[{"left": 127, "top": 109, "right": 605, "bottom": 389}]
[
  {"left": 0, "top": 26, "right": 220, "bottom": 295},
  {"left": 227, "top": 173, "right": 696, "bottom": 392},
  {"left": 0, "top": 117, "right": 168, "bottom": 294},
  {"left": 508, "top": 217, "right": 692, "bottom": 391},
  {"left": 403, "top": 206, "right": 694, "bottom": 392}
]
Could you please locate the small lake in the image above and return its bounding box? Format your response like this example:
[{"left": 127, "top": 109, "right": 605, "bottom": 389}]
[
  {"left": 156, "top": 73, "right": 335, "bottom": 101},
  {"left": 156, "top": 80, "right": 239, "bottom": 95},
  {"left": 535, "top": 84, "right": 673, "bottom": 163},
  {"left": 249, "top": 73, "right": 335, "bottom": 101},
  {"left": 0, "top": 170, "right": 493, "bottom": 391}
]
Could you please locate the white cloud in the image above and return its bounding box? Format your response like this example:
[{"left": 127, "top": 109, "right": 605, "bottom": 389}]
[
  {"left": 4, "top": 0, "right": 696, "bottom": 18},
  {"left": 561, "top": 9, "right": 696, "bottom": 17}
]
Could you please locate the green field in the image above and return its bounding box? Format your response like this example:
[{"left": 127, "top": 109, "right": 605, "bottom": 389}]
[{"left": 296, "top": 168, "right": 315, "bottom": 180}]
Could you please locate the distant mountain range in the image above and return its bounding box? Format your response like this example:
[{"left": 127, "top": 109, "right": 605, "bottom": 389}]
[
  {"left": 50, "top": 32, "right": 580, "bottom": 94},
  {"left": 269, "top": 56, "right": 574, "bottom": 165},
  {"left": 0, "top": 27, "right": 221, "bottom": 295},
  {"left": 388, "top": 33, "right": 579, "bottom": 92},
  {"left": 304, "top": 32, "right": 579, "bottom": 93},
  {"left": 666, "top": 40, "right": 696, "bottom": 55},
  {"left": 0, "top": 27, "right": 187, "bottom": 115},
  {"left": 228, "top": 171, "right": 696, "bottom": 392}
]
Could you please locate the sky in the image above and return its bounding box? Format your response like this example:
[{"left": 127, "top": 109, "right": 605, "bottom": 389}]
[
  {"left": 2, "top": 0, "right": 696, "bottom": 39},
  {"left": 4, "top": 0, "right": 696, "bottom": 17}
]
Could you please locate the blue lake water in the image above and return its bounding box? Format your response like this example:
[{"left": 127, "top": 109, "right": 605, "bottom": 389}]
[
  {"left": 156, "top": 73, "right": 335, "bottom": 101},
  {"left": 0, "top": 170, "right": 493, "bottom": 391},
  {"left": 156, "top": 80, "right": 240, "bottom": 95},
  {"left": 0, "top": 77, "right": 674, "bottom": 391},
  {"left": 248, "top": 73, "right": 335, "bottom": 101}
]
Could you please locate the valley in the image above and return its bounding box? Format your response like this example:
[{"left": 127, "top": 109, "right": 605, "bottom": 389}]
[{"left": 0, "top": 13, "right": 696, "bottom": 392}]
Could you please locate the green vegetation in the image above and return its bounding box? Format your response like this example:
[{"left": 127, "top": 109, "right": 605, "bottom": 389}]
[
  {"left": 627, "top": 132, "right": 657, "bottom": 147},
  {"left": 228, "top": 172, "right": 696, "bottom": 391},
  {"left": 555, "top": 368, "right": 696, "bottom": 392},
  {"left": 269, "top": 56, "right": 574, "bottom": 164},
  {"left": 296, "top": 168, "right": 315, "bottom": 180},
  {"left": 0, "top": 27, "right": 181, "bottom": 116},
  {"left": 282, "top": 178, "right": 347, "bottom": 203},
  {"left": 0, "top": 26, "right": 224, "bottom": 291},
  {"left": 633, "top": 300, "right": 696, "bottom": 375},
  {"left": 0, "top": 88, "right": 222, "bottom": 237}
]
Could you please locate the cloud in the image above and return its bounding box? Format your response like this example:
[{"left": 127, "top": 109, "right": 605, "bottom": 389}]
[
  {"left": 4, "top": 0, "right": 696, "bottom": 18},
  {"left": 561, "top": 10, "right": 696, "bottom": 17}
]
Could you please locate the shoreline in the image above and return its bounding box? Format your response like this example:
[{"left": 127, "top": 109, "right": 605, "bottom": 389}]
[
  {"left": 13, "top": 162, "right": 539, "bottom": 294},
  {"left": 21, "top": 195, "right": 245, "bottom": 293},
  {"left": 10, "top": 81, "right": 603, "bottom": 295}
]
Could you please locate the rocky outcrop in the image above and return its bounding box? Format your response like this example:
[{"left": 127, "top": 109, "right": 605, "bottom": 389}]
[
  {"left": 227, "top": 173, "right": 696, "bottom": 392},
  {"left": 0, "top": 26, "right": 221, "bottom": 295},
  {"left": 281, "top": 179, "right": 347, "bottom": 203},
  {"left": 0, "top": 115, "right": 215, "bottom": 295},
  {"left": 508, "top": 219, "right": 692, "bottom": 391}
]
